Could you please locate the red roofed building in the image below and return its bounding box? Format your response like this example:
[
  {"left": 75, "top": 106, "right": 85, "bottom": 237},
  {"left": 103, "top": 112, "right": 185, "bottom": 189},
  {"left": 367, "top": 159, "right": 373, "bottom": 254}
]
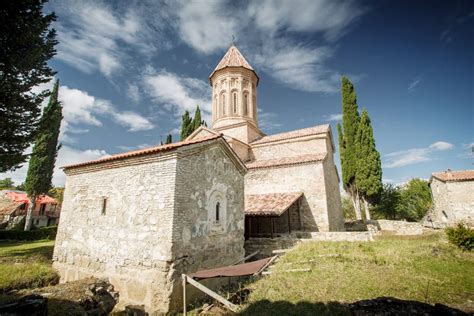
[
  {"left": 1, "top": 190, "right": 59, "bottom": 227},
  {"left": 429, "top": 169, "right": 474, "bottom": 227}
]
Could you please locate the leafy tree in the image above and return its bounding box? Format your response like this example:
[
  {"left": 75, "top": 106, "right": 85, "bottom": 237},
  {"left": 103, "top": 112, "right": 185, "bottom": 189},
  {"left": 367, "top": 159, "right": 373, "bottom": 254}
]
[
  {"left": 370, "top": 184, "right": 400, "bottom": 220},
  {"left": 0, "top": 178, "right": 15, "bottom": 189},
  {"left": 396, "top": 178, "right": 432, "bottom": 221},
  {"left": 48, "top": 186, "right": 64, "bottom": 206},
  {"left": 165, "top": 134, "right": 172, "bottom": 144},
  {"left": 16, "top": 182, "right": 26, "bottom": 191},
  {"left": 192, "top": 105, "right": 202, "bottom": 131},
  {"left": 180, "top": 110, "right": 193, "bottom": 140},
  {"left": 355, "top": 109, "right": 382, "bottom": 220},
  {"left": 0, "top": 0, "right": 58, "bottom": 172},
  {"left": 24, "top": 79, "right": 62, "bottom": 230},
  {"left": 337, "top": 76, "right": 362, "bottom": 219},
  {"left": 341, "top": 196, "right": 357, "bottom": 221}
]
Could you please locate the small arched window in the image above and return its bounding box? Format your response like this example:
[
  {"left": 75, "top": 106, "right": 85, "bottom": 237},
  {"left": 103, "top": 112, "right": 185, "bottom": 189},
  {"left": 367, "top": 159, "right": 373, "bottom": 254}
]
[
  {"left": 220, "top": 92, "right": 226, "bottom": 116},
  {"left": 243, "top": 92, "right": 248, "bottom": 116},
  {"left": 215, "top": 202, "right": 220, "bottom": 222},
  {"left": 232, "top": 91, "right": 237, "bottom": 114}
]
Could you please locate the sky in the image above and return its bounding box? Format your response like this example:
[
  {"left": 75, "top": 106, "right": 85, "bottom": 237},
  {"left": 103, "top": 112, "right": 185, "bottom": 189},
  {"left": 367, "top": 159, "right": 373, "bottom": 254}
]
[{"left": 2, "top": 0, "right": 473, "bottom": 187}]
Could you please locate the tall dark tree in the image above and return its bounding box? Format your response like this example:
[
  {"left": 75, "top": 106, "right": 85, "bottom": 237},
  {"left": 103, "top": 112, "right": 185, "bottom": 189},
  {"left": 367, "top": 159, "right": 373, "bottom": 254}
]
[
  {"left": 0, "top": 0, "right": 58, "bottom": 172},
  {"left": 355, "top": 109, "right": 382, "bottom": 220},
  {"left": 192, "top": 105, "right": 202, "bottom": 131},
  {"left": 337, "top": 76, "right": 362, "bottom": 219},
  {"left": 165, "top": 134, "right": 172, "bottom": 144},
  {"left": 180, "top": 110, "right": 193, "bottom": 141},
  {"left": 24, "top": 79, "right": 62, "bottom": 230}
]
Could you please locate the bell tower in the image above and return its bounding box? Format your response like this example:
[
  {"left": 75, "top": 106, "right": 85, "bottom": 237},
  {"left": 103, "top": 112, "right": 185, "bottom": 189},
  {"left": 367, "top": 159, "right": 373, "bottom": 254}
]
[{"left": 209, "top": 45, "right": 264, "bottom": 145}]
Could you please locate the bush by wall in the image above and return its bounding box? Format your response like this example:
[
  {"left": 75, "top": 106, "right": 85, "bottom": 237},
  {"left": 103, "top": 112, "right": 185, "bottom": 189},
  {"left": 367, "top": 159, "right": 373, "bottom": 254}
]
[
  {"left": 0, "top": 226, "right": 57, "bottom": 241},
  {"left": 445, "top": 223, "right": 473, "bottom": 251}
]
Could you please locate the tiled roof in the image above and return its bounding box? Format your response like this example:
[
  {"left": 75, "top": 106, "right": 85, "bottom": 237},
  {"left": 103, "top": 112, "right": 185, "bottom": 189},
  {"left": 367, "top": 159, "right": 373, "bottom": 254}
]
[
  {"left": 209, "top": 45, "right": 258, "bottom": 81},
  {"left": 431, "top": 169, "right": 474, "bottom": 182},
  {"left": 251, "top": 124, "right": 330, "bottom": 145},
  {"left": 245, "top": 153, "right": 326, "bottom": 170},
  {"left": 245, "top": 192, "right": 303, "bottom": 217},
  {"left": 0, "top": 198, "right": 23, "bottom": 216},
  {"left": 62, "top": 134, "right": 222, "bottom": 170},
  {"left": 3, "top": 191, "right": 56, "bottom": 204}
]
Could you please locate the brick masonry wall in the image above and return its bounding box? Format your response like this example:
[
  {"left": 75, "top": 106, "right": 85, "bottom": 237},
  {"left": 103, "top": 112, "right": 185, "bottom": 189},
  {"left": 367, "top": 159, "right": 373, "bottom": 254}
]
[
  {"left": 431, "top": 178, "right": 474, "bottom": 226},
  {"left": 53, "top": 155, "right": 178, "bottom": 312},
  {"left": 251, "top": 136, "right": 327, "bottom": 161}
]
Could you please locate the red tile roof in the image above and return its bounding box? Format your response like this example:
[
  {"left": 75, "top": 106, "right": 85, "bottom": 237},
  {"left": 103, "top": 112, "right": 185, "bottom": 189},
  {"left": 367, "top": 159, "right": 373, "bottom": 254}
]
[
  {"left": 3, "top": 191, "right": 56, "bottom": 204},
  {"left": 209, "top": 45, "right": 258, "bottom": 82},
  {"left": 62, "top": 134, "right": 222, "bottom": 170},
  {"left": 245, "top": 153, "right": 326, "bottom": 170},
  {"left": 0, "top": 198, "right": 24, "bottom": 216},
  {"left": 251, "top": 124, "right": 330, "bottom": 145},
  {"left": 245, "top": 192, "right": 303, "bottom": 217},
  {"left": 431, "top": 169, "right": 474, "bottom": 182}
]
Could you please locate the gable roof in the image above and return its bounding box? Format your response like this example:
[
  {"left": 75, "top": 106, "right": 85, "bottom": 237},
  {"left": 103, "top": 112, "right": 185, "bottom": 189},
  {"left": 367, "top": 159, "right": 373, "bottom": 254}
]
[
  {"left": 251, "top": 124, "right": 330, "bottom": 146},
  {"left": 245, "top": 192, "right": 303, "bottom": 217},
  {"left": 63, "top": 134, "right": 222, "bottom": 170},
  {"left": 246, "top": 153, "right": 326, "bottom": 170},
  {"left": 431, "top": 169, "right": 474, "bottom": 183},
  {"left": 209, "top": 45, "right": 258, "bottom": 84},
  {"left": 0, "top": 198, "right": 24, "bottom": 216}
]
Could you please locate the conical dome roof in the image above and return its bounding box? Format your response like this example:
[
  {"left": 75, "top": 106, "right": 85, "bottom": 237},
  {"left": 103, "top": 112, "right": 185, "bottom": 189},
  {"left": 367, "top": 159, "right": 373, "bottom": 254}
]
[{"left": 209, "top": 45, "right": 258, "bottom": 84}]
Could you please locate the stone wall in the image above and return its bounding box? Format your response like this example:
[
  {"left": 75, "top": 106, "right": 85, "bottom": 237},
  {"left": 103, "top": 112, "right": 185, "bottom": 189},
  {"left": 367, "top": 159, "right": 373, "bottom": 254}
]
[
  {"left": 245, "top": 162, "right": 330, "bottom": 231},
  {"left": 53, "top": 155, "right": 178, "bottom": 312},
  {"left": 430, "top": 178, "right": 474, "bottom": 226},
  {"left": 322, "top": 154, "right": 345, "bottom": 231},
  {"left": 372, "top": 220, "right": 425, "bottom": 235},
  {"left": 251, "top": 136, "right": 327, "bottom": 161}
]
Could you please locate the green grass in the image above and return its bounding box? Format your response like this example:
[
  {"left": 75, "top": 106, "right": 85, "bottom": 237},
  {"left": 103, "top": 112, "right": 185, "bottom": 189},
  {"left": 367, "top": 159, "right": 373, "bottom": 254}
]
[
  {"left": 240, "top": 233, "right": 474, "bottom": 315},
  {"left": 0, "top": 240, "right": 59, "bottom": 293}
]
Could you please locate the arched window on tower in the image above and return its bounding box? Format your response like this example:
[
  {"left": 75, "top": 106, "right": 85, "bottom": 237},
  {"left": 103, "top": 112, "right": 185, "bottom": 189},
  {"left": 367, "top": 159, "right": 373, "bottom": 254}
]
[
  {"left": 215, "top": 202, "right": 220, "bottom": 222},
  {"left": 220, "top": 92, "right": 226, "bottom": 116},
  {"left": 232, "top": 91, "right": 237, "bottom": 114},
  {"left": 243, "top": 92, "right": 248, "bottom": 116}
]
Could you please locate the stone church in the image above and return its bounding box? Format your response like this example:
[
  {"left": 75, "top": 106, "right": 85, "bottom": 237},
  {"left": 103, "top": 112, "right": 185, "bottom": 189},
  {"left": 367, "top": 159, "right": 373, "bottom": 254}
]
[{"left": 53, "top": 45, "right": 344, "bottom": 313}]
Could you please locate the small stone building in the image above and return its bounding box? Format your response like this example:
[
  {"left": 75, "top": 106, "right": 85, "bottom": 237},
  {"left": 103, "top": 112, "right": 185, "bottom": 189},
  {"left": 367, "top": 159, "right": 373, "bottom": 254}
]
[
  {"left": 429, "top": 169, "right": 474, "bottom": 227},
  {"left": 53, "top": 135, "right": 246, "bottom": 313},
  {"left": 187, "top": 45, "right": 344, "bottom": 234}
]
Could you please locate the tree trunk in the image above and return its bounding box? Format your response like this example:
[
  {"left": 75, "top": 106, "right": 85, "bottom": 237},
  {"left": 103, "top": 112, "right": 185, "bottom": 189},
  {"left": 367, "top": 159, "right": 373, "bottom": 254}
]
[
  {"left": 349, "top": 186, "right": 362, "bottom": 220},
  {"left": 24, "top": 195, "right": 36, "bottom": 231},
  {"left": 362, "top": 196, "right": 371, "bottom": 221}
]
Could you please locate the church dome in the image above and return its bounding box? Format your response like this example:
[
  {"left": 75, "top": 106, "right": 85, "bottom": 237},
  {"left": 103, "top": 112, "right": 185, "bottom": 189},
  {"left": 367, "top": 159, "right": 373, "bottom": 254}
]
[{"left": 209, "top": 45, "right": 259, "bottom": 85}]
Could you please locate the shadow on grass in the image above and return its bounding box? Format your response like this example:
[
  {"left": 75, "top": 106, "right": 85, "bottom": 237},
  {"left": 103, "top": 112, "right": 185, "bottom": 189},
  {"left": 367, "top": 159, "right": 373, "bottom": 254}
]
[
  {"left": 238, "top": 300, "right": 349, "bottom": 316},
  {"left": 0, "top": 245, "right": 54, "bottom": 263}
]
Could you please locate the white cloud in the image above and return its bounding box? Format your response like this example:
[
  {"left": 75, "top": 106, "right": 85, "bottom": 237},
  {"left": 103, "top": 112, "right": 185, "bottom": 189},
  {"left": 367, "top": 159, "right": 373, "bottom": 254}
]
[
  {"left": 143, "top": 69, "right": 211, "bottom": 122},
  {"left": 0, "top": 145, "right": 108, "bottom": 187},
  {"left": 127, "top": 84, "right": 141, "bottom": 103},
  {"left": 384, "top": 141, "right": 454, "bottom": 168},
  {"left": 53, "top": 1, "right": 156, "bottom": 77},
  {"left": 116, "top": 143, "right": 153, "bottom": 152},
  {"left": 408, "top": 77, "right": 422, "bottom": 92},
  {"left": 112, "top": 111, "right": 153, "bottom": 132},
  {"left": 323, "top": 113, "right": 343, "bottom": 122},
  {"left": 257, "top": 109, "right": 282, "bottom": 132}
]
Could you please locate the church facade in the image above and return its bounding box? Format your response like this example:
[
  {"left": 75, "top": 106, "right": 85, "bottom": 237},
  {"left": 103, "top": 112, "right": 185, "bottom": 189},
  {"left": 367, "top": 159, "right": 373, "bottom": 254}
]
[{"left": 188, "top": 45, "right": 344, "bottom": 234}]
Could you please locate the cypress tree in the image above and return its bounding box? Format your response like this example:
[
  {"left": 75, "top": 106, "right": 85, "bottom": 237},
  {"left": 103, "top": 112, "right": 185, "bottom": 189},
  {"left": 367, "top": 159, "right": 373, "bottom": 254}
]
[
  {"left": 180, "top": 110, "right": 192, "bottom": 141},
  {"left": 355, "top": 109, "right": 382, "bottom": 220},
  {"left": 192, "top": 105, "right": 202, "bottom": 131},
  {"left": 0, "top": 1, "right": 58, "bottom": 172},
  {"left": 24, "top": 79, "right": 62, "bottom": 230},
  {"left": 165, "top": 134, "right": 172, "bottom": 144},
  {"left": 338, "top": 76, "right": 362, "bottom": 219}
]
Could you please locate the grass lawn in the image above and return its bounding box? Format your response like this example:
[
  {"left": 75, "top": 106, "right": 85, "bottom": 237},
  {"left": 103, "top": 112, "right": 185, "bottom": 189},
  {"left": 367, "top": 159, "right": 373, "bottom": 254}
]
[
  {"left": 0, "top": 240, "right": 58, "bottom": 293},
  {"left": 240, "top": 233, "right": 474, "bottom": 315}
]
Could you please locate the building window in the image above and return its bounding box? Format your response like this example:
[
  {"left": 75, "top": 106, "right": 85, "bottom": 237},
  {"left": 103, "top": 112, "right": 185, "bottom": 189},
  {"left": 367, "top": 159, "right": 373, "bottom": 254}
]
[
  {"left": 232, "top": 91, "right": 237, "bottom": 114},
  {"left": 214, "top": 95, "right": 218, "bottom": 118},
  {"left": 215, "top": 202, "right": 220, "bottom": 222},
  {"left": 39, "top": 204, "right": 46, "bottom": 215},
  {"left": 243, "top": 92, "right": 248, "bottom": 116},
  {"left": 220, "top": 92, "right": 226, "bottom": 116},
  {"left": 101, "top": 198, "right": 107, "bottom": 215},
  {"left": 20, "top": 203, "right": 26, "bottom": 210}
]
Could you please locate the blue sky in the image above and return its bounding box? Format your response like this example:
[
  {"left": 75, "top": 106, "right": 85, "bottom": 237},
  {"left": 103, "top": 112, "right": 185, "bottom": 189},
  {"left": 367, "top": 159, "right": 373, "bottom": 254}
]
[{"left": 2, "top": 0, "right": 473, "bottom": 186}]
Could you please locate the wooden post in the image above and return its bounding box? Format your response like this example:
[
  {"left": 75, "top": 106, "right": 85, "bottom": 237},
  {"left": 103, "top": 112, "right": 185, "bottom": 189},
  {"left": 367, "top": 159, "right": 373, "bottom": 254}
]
[
  {"left": 182, "top": 274, "right": 187, "bottom": 315},
  {"left": 287, "top": 209, "right": 291, "bottom": 234},
  {"left": 271, "top": 217, "right": 274, "bottom": 239}
]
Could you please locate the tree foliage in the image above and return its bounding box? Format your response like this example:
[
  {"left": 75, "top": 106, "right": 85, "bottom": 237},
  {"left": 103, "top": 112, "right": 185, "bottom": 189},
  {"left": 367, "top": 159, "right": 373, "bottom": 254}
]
[
  {"left": 0, "top": 0, "right": 58, "bottom": 172},
  {"left": 165, "top": 134, "right": 172, "bottom": 144},
  {"left": 0, "top": 178, "right": 15, "bottom": 190},
  {"left": 24, "top": 79, "right": 62, "bottom": 230},
  {"left": 396, "top": 178, "right": 432, "bottom": 221},
  {"left": 180, "top": 105, "right": 207, "bottom": 140},
  {"left": 370, "top": 184, "right": 400, "bottom": 220}
]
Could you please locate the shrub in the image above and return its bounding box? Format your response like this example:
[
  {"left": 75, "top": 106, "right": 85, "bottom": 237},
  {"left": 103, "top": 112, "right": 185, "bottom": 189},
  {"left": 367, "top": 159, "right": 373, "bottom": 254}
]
[
  {"left": 0, "top": 226, "right": 57, "bottom": 241},
  {"left": 445, "top": 223, "right": 474, "bottom": 251}
]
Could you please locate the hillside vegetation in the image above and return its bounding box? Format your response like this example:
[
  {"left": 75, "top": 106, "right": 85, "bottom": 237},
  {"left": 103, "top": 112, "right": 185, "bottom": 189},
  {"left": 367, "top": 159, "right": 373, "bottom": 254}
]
[{"left": 241, "top": 233, "right": 473, "bottom": 315}]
